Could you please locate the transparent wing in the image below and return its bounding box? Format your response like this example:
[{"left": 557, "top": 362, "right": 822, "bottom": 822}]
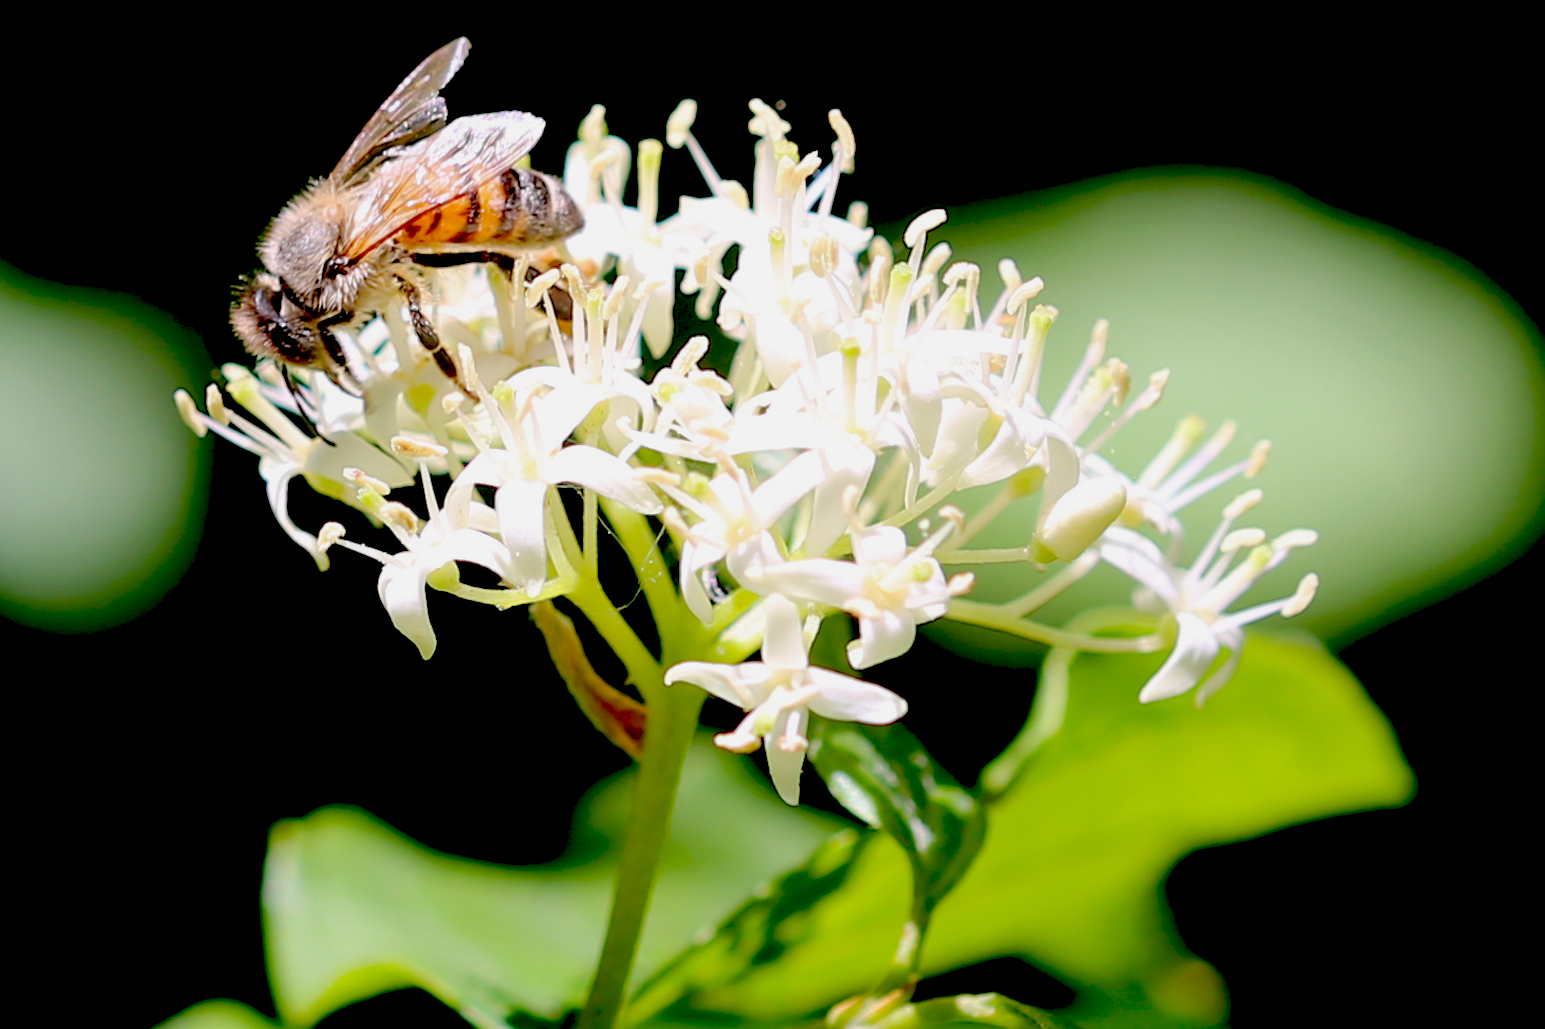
[
  {"left": 337, "top": 111, "right": 547, "bottom": 263},
  {"left": 327, "top": 37, "right": 471, "bottom": 187}
]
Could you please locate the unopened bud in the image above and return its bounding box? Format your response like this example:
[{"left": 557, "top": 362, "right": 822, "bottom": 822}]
[{"left": 1036, "top": 476, "right": 1127, "bottom": 563}]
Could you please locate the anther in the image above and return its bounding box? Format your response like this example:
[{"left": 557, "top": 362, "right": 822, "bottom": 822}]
[
  {"left": 391, "top": 436, "right": 448, "bottom": 461},
  {"left": 1246, "top": 440, "right": 1272, "bottom": 478},
  {"left": 1224, "top": 488, "right": 1264, "bottom": 519},
  {"left": 174, "top": 390, "right": 207, "bottom": 437},
  {"left": 1282, "top": 573, "right": 1320, "bottom": 617},
  {"left": 666, "top": 100, "right": 697, "bottom": 148},
  {"left": 203, "top": 383, "right": 231, "bottom": 425},
  {"left": 317, "top": 521, "right": 346, "bottom": 550},
  {"left": 828, "top": 110, "right": 856, "bottom": 172},
  {"left": 903, "top": 209, "right": 947, "bottom": 252}
]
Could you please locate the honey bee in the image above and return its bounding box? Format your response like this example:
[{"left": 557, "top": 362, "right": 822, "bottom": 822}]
[{"left": 231, "top": 37, "right": 582, "bottom": 401}]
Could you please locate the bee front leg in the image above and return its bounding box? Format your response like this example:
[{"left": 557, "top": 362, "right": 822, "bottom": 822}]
[{"left": 396, "top": 275, "right": 470, "bottom": 396}]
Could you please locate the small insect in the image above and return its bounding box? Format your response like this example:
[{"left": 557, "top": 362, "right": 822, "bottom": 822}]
[{"left": 231, "top": 37, "right": 583, "bottom": 404}]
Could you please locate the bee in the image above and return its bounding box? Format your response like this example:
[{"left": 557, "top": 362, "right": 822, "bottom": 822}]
[{"left": 231, "top": 37, "right": 583, "bottom": 402}]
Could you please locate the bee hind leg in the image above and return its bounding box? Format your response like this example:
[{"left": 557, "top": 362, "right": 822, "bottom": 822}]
[{"left": 396, "top": 275, "right": 472, "bottom": 397}]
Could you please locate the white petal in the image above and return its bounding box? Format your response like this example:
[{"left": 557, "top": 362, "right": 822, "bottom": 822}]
[
  {"left": 548, "top": 445, "right": 662, "bottom": 513},
  {"left": 496, "top": 480, "right": 550, "bottom": 594},
  {"left": 760, "top": 595, "right": 808, "bottom": 671},
  {"left": 665, "top": 661, "right": 773, "bottom": 709},
  {"left": 1138, "top": 613, "right": 1221, "bottom": 703},
  {"left": 377, "top": 563, "right": 435, "bottom": 660},
  {"left": 847, "top": 609, "right": 915, "bottom": 670},
  {"left": 765, "top": 714, "right": 807, "bottom": 806},
  {"left": 804, "top": 670, "right": 908, "bottom": 724}
]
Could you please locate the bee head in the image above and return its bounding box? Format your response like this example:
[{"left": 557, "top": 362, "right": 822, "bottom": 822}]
[{"left": 230, "top": 273, "right": 325, "bottom": 369}]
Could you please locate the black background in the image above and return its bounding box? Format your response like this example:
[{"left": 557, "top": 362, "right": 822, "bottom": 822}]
[{"left": 4, "top": 20, "right": 1535, "bottom": 1029}]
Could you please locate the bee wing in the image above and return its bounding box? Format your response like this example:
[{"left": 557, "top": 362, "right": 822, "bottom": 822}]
[
  {"left": 327, "top": 37, "right": 471, "bottom": 187},
  {"left": 337, "top": 111, "right": 547, "bottom": 263}
]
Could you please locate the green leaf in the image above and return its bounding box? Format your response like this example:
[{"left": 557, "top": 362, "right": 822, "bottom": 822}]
[
  {"left": 924, "top": 172, "right": 1545, "bottom": 647},
  {"left": 151, "top": 1001, "right": 277, "bottom": 1029},
  {"left": 870, "top": 994, "right": 1082, "bottom": 1029},
  {"left": 624, "top": 829, "right": 868, "bottom": 1027},
  {"left": 262, "top": 735, "right": 846, "bottom": 1027},
  {"left": 809, "top": 720, "right": 987, "bottom": 921},
  {"left": 679, "top": 634, "right": 1412, "bottom": 1027}
]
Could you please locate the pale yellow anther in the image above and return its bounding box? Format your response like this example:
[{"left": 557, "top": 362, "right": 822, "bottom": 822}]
[
  {"left": 666, "top": 100, "right": 697, "bottom": 148},
  {"left": 1107, "top": 359, "right": 1131, "bottom": 405},
  {"left": 943, "top": 261, "right": 976, "bottom": 287},
  {"left": 809, "top": 233, "right": 836, "bottom": 278},
  {"left": 1092, "top": 318, "right": 1109, "bottom": 347},
  {"left": 673, "top": 334, "right": 710, "bottom": 372},
  {"left": 604, "top": 276, "right": 630, "bottom": 321},
  {"left": 635, "top": 278, "right": 667, "bottom": 301},
  {"left": 795, "top": 151, "right": 821, "bottom": 182},
  {"left": 1005, "top": 277, "right": 1045, "bottom": 315},
  {"left": 903, "top": 209, "right": 947, "bottom": 251},
  {"left": 827, "top": 110, "right": 857, "bottom": 172},
  {"left": 391, "top": 435, "right": 448, "bottom": 460},
  {"left": 720, "top": 180, "right": 750, "bottom": 210},
  {"left": 561, "top": 263, "right": 587, "bottom": 305},
  {"left": 454, "top": 344, "right": 483, "bottom": 396},
  {"left": 1246, "top": 440, "right": 1272, "bottom": 478},
  {"left": 203, "top": 383, "right": 230, "bottom": 424},
  {"left": 920, "top": 242, "right": 952, "bottom": 280},
  {"left": 660, "top": 506, "right": 690, "bottom": 536},
  {"left": 938, "top": 505, "right": 966, "bottom": 532},
  {"left": 579, "top": 105, "right": 607, "bottom": 145},
  {"left": 634, "top": 468, "right": 681, "bottom": 487},
  {"left": 1224, "top": 488, "right": 1264, "bottom": 519},
  {"left": 343, "top": 466, "right": 392, "bottom": 494},
  {"left": 381, "top": 501, "right": 420, "bottom": 534},
  {"left": 1282, "top": 573, "right": 1320, "bottom": 617},
  {"left": 524, "top": 267, "right": 562, "bottom": 307},
  {"left": 440, "top": 392, "right": 464, "bottom": 415},
  {"left": 998, "top": 258, "right": 1022, "bottom": 293},
  {"left": 846, "top": 200, "right": 869, "bottom": 228},
  {"left": 775, "top": 155, "right": 798, "bottom": 198},
  {"left": 1273, "top": 528, "right": 1320, "bottom": 550},
  {"left": 1221, "top": 527, "right": 1267, "bottom": 552},
  {"left": 748, "top": 99, "right": 790, "bottom": 139},
  {"left": 174, "top": 390, "right": 207, "bottom": 437},
  {"left": 317, "top": 521, "right": 346, "bottom": 550},
  {"left": 946, "top": 572, "right": 975, "bottom": 595}
]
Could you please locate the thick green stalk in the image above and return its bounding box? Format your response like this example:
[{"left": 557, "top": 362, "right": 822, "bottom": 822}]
[{"left": 575, "top": 675, "right": 704, "bottom": 1029}]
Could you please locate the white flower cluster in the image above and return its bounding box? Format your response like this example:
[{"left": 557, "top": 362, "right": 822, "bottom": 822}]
[{"left": 176, "top": 100, "right": 1318, "bottom": 805}]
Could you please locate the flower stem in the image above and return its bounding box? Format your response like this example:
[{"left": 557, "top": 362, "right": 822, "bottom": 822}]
[{"left": 575, "top": 672, "right": 704, "bottom": 1029}]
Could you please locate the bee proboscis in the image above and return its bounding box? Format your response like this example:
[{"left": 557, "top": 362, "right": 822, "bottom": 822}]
[{"left": 230, "top": 37, "right": 582, "bottom": 406}]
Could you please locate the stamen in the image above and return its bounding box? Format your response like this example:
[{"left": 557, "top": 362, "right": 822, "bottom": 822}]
[
  {"left": 828, "top": 110, "right": 856, "bottom": 172},
  {"left": 174, "top": 389, "right": 207, "bottom": 437}
]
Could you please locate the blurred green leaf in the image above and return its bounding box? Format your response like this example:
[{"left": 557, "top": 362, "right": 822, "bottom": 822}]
[
  {"left": 681, "top": 634, "right": 1412, "bottom": 1028},
  {"left": 625, "top": 829, "right": 867, "bottom": 1027},
  {"left": 923, "top": 172, "right": 1544, "bottom": 650},
  {"left": 151, "top": 1000, "right": 276, "bottom": 1029},
  {"left": 870, "top": 994, "right": 1082, "bottom": 1029},
  {"left": 0, "top": 261, "right": 209, "bottom": 630},
  {"left": 262, "top": 735, "right": 846, "bottom": 1027},
  {"left": 809, "top": 719, "right": 986, "bottom": 921}
]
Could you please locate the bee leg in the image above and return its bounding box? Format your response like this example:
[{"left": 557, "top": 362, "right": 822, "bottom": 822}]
[
  {"left": 317, "top": 323, "right": 364, "bottom": 398},
  {"left": 280, "top": 365, "right": 335, "bottom": 445},
  {"left": 396, "top": 275, "right": 470, "bottom": 396}
]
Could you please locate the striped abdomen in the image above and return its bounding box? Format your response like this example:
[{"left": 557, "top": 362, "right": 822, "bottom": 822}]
[{"left": 396, "top": 168, "right": 583, "bottom": 249}]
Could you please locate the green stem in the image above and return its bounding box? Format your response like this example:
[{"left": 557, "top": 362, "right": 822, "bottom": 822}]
[
  {"left": 946, "top": 598, "right": 1167, "bottom": 653},
  {"left": 575, "top": 671, "right": 704, "bottom": 1029}
]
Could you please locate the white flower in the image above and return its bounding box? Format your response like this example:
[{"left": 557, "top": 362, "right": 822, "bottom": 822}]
[
  {"left": 175, "top": 367, "right": 411, "bottom": 568},
  {"left": 321, "top": 443, "right": 512, "bottom": 660},
  {"left": 446, "top": 371, "right": 661, "bottom": 595},
  {"left": 1099, "top": 489, "right": 1320, "bottom": 705},
  {"left": 665, "top": 595, "right": 907, "bottom": 804},
  {"left": 752, "top": 519, "right": 972, "bottom": 669}
]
